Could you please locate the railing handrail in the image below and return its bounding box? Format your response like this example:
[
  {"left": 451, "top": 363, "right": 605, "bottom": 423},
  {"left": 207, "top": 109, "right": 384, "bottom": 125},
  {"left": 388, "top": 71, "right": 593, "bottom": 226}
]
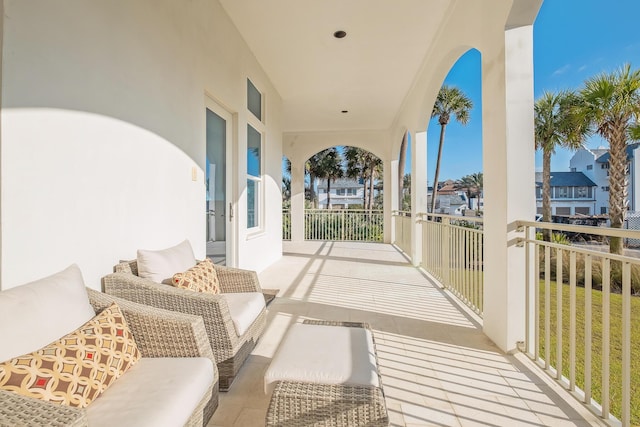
[
  {"left": 418, "top": 212, "right": 484, "bottom": 224},
  {"left": 392, "top": 210, "right": 411, "bottom": 217},
  {"left": 305, "top": 208, "right": 383, "bottom": 212},
  {"left": 518, "top": 219, "right": 640, "bottom": 240}
]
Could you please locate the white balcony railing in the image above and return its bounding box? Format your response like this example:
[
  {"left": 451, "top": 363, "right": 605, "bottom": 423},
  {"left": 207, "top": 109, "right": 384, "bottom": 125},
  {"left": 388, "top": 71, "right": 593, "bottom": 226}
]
[
  {"left": 282, "top": 209, "right": 383, "bottom": 242},
  {"left": 396, "top": 214, "right": 638, "bottom": 425},
  {"left": 392, "top": 211, "right": 412, "bottom": 255},
  {"left": 518, "top": 220, "right": 640, "bottom": 427},
  {"left": 282, "top": 209, "right": 291, "bottom": 240},
  {"left": 305, "top": 209, "right": 383, "bottom": 241},
  {"left": 419, "top": 213, "right": 484, "bottom": 316}
]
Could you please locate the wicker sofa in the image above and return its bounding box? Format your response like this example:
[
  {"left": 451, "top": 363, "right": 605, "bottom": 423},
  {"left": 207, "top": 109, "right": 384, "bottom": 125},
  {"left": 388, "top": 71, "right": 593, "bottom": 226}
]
[
  {"left": 103, "top": 260, "right": 267, "bottom": 390},
  {"left": 0, "top": 265, "right": 218, "bottom": 427}
]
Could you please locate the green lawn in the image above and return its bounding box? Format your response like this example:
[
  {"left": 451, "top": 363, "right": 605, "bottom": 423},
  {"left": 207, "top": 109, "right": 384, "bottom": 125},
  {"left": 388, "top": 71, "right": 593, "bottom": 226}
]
[{"left": 537, "top": 280, "right": 640, "bottom": 426}]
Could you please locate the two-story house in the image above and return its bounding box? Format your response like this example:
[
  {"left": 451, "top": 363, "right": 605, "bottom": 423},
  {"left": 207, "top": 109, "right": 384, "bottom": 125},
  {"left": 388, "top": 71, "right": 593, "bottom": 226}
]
[
  {"left": 317, "top": 178, "right": 365, "bottom": 209},
  {"left": 535, "top": 171, "right": 597, "bottom": 216},
  {"left": 570, "top": 144, "right": 640, "bottom": 214}
]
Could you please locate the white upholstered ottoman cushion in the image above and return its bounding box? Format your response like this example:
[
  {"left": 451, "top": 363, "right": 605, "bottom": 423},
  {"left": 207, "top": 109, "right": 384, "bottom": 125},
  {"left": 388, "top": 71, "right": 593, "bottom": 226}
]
[
  {"left": 225, "top": 292, "right": 266, "bottom": 336},
  {"left": 264, "top": 323, "right": 379, "bottom": 394},
  {"left": 86, "top": 357, "right": 214, "bottom": 427}
]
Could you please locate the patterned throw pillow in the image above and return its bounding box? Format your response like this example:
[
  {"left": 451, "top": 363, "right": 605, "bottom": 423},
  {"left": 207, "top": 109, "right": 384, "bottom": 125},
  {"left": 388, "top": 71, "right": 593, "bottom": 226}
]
[
  {"left": 172, "top": 258, "right": 221, "bottom": 294},
  {"left": 0, "top": 303, "right": 141, "bottom": 408}
]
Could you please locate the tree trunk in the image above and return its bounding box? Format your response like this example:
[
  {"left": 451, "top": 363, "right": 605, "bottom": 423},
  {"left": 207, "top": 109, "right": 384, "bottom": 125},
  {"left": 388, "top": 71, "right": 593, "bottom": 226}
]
[
  {"left": 362, "top": 176, "right": 367, "bottom": 210},
  {"left": 608, "top": 124, "right": 628, "bottom": 255},
  {"left": 431, "top": 124, "right": 447, "bottom": 213},
  {"left": 326, "top": 179, "right": 331, "bottom": 209},
  {"left": 309, "top": 173, "right": 317, "bottom": 208},
  {"left": 542, "top": 149, "right": 552, "bottom": 242},
  {"left": 398, "top": 132, "right": 407, "bottom": 210},
  {"left": 369, "top": 171, "right": 375, "bottom": 210}
]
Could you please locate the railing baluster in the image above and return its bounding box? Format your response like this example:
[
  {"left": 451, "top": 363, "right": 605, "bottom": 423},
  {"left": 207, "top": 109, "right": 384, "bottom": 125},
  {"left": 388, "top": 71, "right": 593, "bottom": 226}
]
[
  {"left": 602, "top": 258, "right": 610, "bottom": 420},
  {"left": 545, "top": 245, "right": 551, "bottom": 371},
  {"left": 569, "top": 250, "right": 576, "bottom": 391},
  {"left": 622, "top": 261, "right": 631, "bottom": 427},
  {"left": 556, "top": 248, "right": 563, "bottom": 381},
  {"left": 584, "top": 254, "right": 592, "bottom": 404},
  {"left": 534, "top": 234, "right": 540, "bottom": 361}
]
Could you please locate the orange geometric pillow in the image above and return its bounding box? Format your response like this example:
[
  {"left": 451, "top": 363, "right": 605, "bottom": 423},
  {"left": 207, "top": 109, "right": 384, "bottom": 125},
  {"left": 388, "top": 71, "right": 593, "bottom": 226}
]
[
  {"left": 172, "top": 258, "right": 221, "bottom": 294},
  {"left": 0, "top": 303, "right": 140, "bottom": 408}
]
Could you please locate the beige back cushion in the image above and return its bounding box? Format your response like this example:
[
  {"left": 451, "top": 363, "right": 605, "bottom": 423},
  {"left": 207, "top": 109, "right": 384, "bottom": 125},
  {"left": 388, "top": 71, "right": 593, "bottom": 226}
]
[
  {"left": 0, "top": 264, "right": 96, "bottom": 362},
  {"left": 137, "top": 240, "right": 196, "bottom": 284}
]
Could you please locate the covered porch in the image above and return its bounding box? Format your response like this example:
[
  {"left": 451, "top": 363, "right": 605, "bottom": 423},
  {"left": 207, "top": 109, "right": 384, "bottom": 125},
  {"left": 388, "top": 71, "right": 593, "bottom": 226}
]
[{"left": 211, "top": 241, "right": 604, "bottom": 426}]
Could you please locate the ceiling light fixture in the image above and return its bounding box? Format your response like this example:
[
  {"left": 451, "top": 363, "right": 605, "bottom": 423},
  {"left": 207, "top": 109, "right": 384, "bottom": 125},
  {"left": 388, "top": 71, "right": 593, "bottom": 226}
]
[
  {"left": 341, "top": 110, "right": 348, "bottom": 113},
  {"left": 333, "top": 30, "right": 347, "bottom": 39}
]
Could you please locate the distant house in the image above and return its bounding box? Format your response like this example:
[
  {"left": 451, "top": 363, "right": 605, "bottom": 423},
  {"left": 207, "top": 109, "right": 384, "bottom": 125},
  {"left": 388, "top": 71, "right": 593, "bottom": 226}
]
[
  {"left": 317, "top": 178, "right": 365, "bottom": 209},
  {"left": 535, "top": 171, "right": 597, "bottom": 216},
  {"left": 570, "top": 144, "right": 640, "bottom": 214},
  {"left": 427, "top": 186, "right": 468, "bottom": 215}
]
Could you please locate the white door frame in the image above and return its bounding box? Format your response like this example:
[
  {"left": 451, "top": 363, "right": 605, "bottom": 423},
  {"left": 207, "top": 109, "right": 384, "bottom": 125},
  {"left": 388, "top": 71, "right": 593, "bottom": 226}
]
[{"left": 205, "top": 96, "right": 236, "bottom": 267}]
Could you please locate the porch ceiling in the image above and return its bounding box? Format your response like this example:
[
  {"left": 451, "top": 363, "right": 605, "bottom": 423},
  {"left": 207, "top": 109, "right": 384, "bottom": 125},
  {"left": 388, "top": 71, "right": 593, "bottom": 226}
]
[{"left": 219, "top": 0, "right": 451, "bottom": 132}]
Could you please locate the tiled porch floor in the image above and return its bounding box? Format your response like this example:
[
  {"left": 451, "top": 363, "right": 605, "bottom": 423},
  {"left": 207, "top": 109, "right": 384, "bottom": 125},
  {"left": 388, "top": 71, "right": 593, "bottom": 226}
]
[{"left": 208, "top": 241, "right": 606, "bottom": 427}]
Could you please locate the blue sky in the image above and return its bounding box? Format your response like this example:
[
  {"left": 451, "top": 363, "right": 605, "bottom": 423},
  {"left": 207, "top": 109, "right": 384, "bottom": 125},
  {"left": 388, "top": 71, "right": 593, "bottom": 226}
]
[{"left": 414, "top": 0, "right": 640, "bottom": 181}]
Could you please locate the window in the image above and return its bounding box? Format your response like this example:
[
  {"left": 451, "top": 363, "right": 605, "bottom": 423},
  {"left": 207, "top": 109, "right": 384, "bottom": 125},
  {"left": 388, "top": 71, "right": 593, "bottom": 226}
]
[
  {"left": 536, "top": 187, "right": 542, "bottom": 199},
  {"left": 555, "top": 187, "right": 571, "bottom": 198},
  {"left": 601, "top": 206, "right": 608, "bottom": 214},
  {"left": 247, "top": 79, "right": 262, "bottom": 121},
  {"left": 570, "top": 167, "right": 577, "bottom": 172},
  {"left": 556, "top": 207, "right": 571, "bottom": 216},
  {"left": 575, "top": 207, "right": 590, "bottom": 215},
  {"left": 602, "top": 186, "right": 610, "bottom": 192},
  {"left": 601, "top": 163, "right": 609, "bottom": 169},
  {"left": 575, "top": 186, "right": 590, "bottom": 198},
  {"left": 587, "top": 165, "right": 593, "bottom": 170},
  {"left": 247, "top": 124, "right": 262, "bottom": 229}
]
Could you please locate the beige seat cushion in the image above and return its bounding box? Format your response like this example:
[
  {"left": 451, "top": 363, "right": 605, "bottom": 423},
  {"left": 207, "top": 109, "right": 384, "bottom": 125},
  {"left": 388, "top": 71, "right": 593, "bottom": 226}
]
[
  {"left": 224, "top": 292, "right": 265, "bottom": 337},
  {"left": 137, "top": 240, "right": 196, "bottom": 284},
  {"left": 264, "top": 324, "right": 379, "bottom": 394},
  {"left": 0, "top": 264, "right": 95, "bottom": 362},
  {"left": 86, "top": 357, "right": 214, "bottom": 427}
]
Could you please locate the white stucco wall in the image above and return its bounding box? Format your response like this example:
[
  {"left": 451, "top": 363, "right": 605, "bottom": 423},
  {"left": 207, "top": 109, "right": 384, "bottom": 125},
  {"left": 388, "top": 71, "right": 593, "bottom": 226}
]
[{"left": 1, "top": 0, "right": 283, "bottom": 289}]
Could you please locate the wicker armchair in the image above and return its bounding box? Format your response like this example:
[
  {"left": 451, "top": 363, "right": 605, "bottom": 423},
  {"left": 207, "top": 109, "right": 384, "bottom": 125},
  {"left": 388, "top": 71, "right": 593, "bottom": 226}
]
[
  {"left": 103, "top": 260, "right": 267, "bottom": 390},
  {"left": 0, "top": 289, "right": 218, "bottom": 427}
]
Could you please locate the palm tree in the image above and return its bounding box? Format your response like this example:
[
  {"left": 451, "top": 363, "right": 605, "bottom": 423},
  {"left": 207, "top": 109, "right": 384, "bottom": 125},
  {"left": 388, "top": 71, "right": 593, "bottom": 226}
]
[
  {"left": 314, "top": 148, "right": 344, "bottom": 209},
  {"left": 345, "top": 146, "right": 368, "bottom": 207},
  {"left": 534, "top": 90, "right": 586, "bottom": 241},
  {"left": 402, "top": 174, "right": 411, "bottom": 211},
  {"left": 398, "top": 132, "right": 408, "bottom": 210},
  {"left": 345, "top": 147, "right": 383, "bottom": 210},
  {"left": 430, "top": 85, "right": 473, "bottom": 213},
  {"left": 456, "top": 172, "right": 483, "bottom": 209},
  {"left": 574, "top": 64, "right": 640, "bottom": 254},
  {"left": 305, "top": 153, "right": 322, "bottom": 208}
]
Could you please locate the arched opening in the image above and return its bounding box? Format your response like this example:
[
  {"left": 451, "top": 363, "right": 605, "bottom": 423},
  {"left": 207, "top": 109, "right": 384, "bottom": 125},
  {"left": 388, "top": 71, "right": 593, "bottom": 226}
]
[
  {"left": 398, "top": 131, "right": 411, "bottom": 211},
  {"left": 426, "top": 48, "right": 483, "bottom": 215},
  {"left": 283, "top": 145, "right": 384, "bottom": 241},
  {"left": 306, "top": 146, "right": 383, "bottom": 211}
]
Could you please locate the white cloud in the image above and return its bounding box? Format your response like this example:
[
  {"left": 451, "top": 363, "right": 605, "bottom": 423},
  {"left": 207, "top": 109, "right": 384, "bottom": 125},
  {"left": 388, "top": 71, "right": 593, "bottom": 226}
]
[
  {"left": 552, "top": 64, "right": 571, "bottom": 76},
  {"left": 578, "top": 64, "right": 587, "bottom": 72}
]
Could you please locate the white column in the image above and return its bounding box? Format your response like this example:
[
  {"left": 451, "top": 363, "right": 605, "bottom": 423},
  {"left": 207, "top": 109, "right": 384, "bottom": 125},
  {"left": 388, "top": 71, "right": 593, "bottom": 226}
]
[
  {"left": 410, "top": 131, "right": 428, "bottom": 266},
  {"left": 384, "top": 158, "right": 398, "bottom": 244},
  {"left": 290, "top": 161, "right": 305, "bottom": 242},
  {"left": 482, "top": 25, "right": 536, "bottom": 352}
]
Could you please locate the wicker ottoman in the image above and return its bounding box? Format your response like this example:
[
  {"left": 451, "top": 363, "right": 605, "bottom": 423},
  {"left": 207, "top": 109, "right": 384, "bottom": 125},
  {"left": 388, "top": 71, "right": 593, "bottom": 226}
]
[{"left": 264, "top": 320, "right": 388, "bottom": 427}]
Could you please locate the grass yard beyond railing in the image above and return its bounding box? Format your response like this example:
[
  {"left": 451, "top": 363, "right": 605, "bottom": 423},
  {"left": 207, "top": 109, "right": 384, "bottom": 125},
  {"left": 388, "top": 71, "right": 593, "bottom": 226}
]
[{"left": 539, "top": 280, "right": 640, "bottom": 426}]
